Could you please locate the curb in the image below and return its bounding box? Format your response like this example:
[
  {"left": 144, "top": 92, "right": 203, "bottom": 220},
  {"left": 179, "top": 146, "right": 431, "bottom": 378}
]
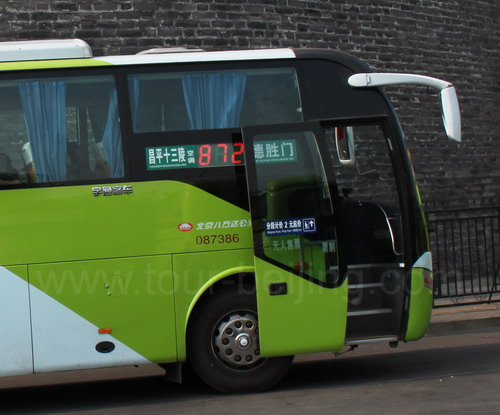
[{"left": 428, "top": 316, "right": 500, "bottom": 336}]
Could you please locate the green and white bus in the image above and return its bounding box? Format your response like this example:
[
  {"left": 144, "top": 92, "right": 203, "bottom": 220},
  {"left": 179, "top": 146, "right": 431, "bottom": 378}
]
[{"left": 0, "top": 39, "right": 460, "bottom": 393}]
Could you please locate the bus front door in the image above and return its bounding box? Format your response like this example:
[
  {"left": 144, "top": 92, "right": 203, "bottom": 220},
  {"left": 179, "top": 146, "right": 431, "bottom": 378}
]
[{"left": 242, "top": 122, "right": 347, "bottom": 357}]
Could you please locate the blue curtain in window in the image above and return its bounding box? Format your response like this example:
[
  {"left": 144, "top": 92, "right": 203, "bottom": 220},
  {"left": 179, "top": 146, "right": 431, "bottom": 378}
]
[
  {"left": 182, "top": 72, "right": 247, "bottom": 130},
  {"left": 129, "top": 76, "right": 140, "bottom": 132},
  {"left": 101, "top": 88, "right": 124, "bottom": 178},
  {"left": 19, "top": 81, "right": 67, "bottom": 182}
]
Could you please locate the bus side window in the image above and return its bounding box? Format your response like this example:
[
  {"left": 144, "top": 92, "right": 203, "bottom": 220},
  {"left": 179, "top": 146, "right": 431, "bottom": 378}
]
[
  {"left": 0, "top": 75, "right": 124, "bottom": 187},
  {"left": 128, "top": 67, "right": 303, "bottom": 134}
]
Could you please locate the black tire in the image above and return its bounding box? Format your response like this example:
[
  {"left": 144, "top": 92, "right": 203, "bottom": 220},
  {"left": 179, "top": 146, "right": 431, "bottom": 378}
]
[{"left": 187, "top": 286, "right": 293, "bottom": 393}]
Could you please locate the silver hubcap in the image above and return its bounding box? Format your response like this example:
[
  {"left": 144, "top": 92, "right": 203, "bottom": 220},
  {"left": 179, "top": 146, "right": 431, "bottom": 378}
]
[{"left": 214, "top": 311, "right": 261, "bottom": 368}]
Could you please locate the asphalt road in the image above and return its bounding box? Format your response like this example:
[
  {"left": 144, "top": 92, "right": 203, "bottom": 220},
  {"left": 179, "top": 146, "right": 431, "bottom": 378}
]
[{"left": 1, "top": 328, "right": 500, "bottom": 415}]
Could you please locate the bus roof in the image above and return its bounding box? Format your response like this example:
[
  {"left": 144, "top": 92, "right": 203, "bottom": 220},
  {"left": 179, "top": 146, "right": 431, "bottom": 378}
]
[
  {"left": 0, "top": 39, "right": 373, "bottom": 76},
  {"left": 0, "top": 38, "right": 295, "bottom": 66}
]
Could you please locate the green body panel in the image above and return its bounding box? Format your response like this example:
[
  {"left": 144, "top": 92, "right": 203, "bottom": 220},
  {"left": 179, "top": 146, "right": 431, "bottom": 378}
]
[
  {"left": 254, "top": 257, "right": 348, "bottom": 357},
  {"left": 29, "top": 256, "right": 176, "bottom": 362},
  {"left": 172, "top": 249, "right": 254, "bottom": 361},
  {"left": 405, "top": 268, "right": 433, "bottom": 341},
  {"left": 0, "top": 58, "right": 111, "bottom": 71},
  {"left": 0, "top": 181, "right": 252, "bottom": 266}
]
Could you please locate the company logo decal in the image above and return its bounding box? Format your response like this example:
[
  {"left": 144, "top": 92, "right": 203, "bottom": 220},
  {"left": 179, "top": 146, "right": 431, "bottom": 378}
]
[
  {"left": 92, "top": 185, "right": 133, "bottom": 196},
  {"left": 195, "top": 219, "right": 251, "bottom": 230},
  {"left": 178, "top": 222, "right": 194, "bottom": 232}
]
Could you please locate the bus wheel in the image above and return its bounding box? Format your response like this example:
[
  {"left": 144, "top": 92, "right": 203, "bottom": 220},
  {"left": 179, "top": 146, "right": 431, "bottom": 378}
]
[{"left": 187, "top": 287, "right": 293, "bottom": 394}]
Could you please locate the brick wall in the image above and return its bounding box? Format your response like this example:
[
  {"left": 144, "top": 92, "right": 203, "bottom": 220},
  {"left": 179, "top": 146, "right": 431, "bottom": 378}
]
[{"left": 1, "top": 0, "right": 498, "bottom": 211}]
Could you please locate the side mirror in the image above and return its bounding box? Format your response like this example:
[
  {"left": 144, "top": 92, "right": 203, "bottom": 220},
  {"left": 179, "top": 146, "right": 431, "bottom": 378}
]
[
  {"left": 348, "top": 73, "right": 462, "bottom": 142},
  {"left": 335, "top": 126, "right": 356, "bottom": 167},
  {"left": 440, "top": 86, "right": 461, "bottom": 142}
]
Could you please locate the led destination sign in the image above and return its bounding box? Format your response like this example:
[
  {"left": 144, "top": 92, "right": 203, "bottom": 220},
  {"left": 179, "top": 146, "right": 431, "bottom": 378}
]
[{"left": 146, "top": 139, "right": 297, "bottom": 170}]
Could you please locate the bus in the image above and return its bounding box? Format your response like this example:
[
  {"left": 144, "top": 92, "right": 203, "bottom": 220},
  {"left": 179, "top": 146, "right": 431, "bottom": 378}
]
[{"left": 0, "top": 39, "right": 460, "bottom": 393}]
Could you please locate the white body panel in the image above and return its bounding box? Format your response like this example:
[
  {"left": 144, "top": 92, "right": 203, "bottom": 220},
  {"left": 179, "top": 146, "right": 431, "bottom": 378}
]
[
  {"left": 30, "top": 284, "right": 150, "bottom": 373},
  {"left": 0, "top": 267, "right": 33, "bottom": 376},
  {"left": 413, "top": 251, "right": 433, "bottom": 272}
]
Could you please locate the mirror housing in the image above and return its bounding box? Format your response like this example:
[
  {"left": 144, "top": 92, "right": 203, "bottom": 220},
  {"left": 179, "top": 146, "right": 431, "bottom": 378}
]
[{"left": 348, "top": 73, "right": 461, "bottom": 142}]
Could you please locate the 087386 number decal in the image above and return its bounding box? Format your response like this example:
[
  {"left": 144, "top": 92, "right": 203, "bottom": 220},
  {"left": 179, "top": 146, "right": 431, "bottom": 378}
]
[{"left": 195, "top": 234, "right": 240, "bottom": 245}]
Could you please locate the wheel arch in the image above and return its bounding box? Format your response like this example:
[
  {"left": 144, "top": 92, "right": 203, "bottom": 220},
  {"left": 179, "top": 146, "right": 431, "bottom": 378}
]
[{"left": 185, "top": 267, "right": 256, "bottom": 334}]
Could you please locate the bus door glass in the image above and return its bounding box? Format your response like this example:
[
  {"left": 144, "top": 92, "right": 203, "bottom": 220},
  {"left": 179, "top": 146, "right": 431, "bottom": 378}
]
[
  {"left": 325, "top": 122, "right": 406, "bottom": 340},
  {"left": 242, "top": 122, "right": 348, "bottom": 357}
]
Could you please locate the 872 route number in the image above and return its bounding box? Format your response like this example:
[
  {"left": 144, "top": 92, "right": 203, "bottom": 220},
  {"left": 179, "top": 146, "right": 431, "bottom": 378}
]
[{"left": 195, "top": 234, "right": 240, "bottom": 245}]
